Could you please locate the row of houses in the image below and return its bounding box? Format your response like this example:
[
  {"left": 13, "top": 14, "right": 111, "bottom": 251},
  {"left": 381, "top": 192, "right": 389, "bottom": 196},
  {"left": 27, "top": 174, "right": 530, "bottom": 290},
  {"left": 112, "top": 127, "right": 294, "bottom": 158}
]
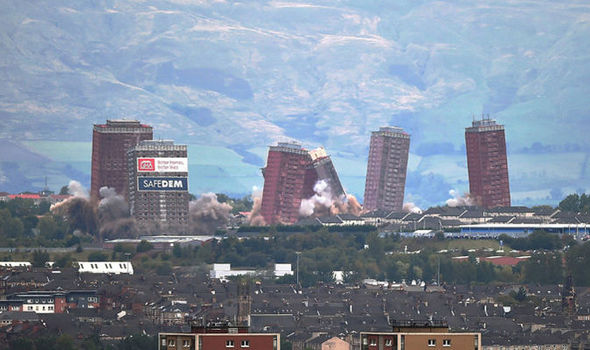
[
  {"left": 293, "top": 206, "right": 590, "bottom": 239},
  {"left": 0, "top": 290, "right": 98, "bottom": 314}
]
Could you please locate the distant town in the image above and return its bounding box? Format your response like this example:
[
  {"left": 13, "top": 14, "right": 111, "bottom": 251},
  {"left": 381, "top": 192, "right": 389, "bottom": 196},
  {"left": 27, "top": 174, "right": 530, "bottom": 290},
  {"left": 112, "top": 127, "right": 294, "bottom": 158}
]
[{"left": 0, "top": 118, "right": 590, "bottom": 350}]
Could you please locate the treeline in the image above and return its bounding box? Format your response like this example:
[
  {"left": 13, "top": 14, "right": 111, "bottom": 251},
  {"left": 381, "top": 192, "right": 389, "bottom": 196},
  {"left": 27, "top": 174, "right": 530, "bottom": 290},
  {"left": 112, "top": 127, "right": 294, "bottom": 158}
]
[
  {"left": 559, "top": 193, "right": 590, "bottom": 212},
  {"left": 7, "top": 333, "right": 155, "bottom": 350},
  {"left": 134, "top": 228, "right": 590, "bottom": 287},
  {"left": 0, "top": 198, "right": 87, "bottom": 247},
  {"left": 498, "top": 231, "right": 575, "bottom": 251},
  {"left": 237, "top": 224, "right": 376, "bottom": 233}
]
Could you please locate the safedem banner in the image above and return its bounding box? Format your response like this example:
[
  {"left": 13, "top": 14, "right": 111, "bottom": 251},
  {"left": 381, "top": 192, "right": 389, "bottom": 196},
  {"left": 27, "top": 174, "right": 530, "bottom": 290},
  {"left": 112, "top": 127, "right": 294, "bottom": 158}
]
[
  {"left": 138, "top": 177, "right": 188, "bottom": 192},
  {"left": 137, "top": 158, "right": 188, "bottom": 173}
]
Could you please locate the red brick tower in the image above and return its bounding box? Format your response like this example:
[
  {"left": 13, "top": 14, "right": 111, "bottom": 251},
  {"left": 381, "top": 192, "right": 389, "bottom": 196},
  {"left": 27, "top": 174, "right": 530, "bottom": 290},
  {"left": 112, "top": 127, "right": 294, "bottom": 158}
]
[
  {"left": 465, "top": 117, "right": 511, "bottom": 208},
  {"left": 363, "top": 127, "right": 410, "bottom": 212},
  {"left": 260, "top": 143, "right": 314, "bottom": 224},
  {"left": 90, "top": 120, "right": 152, "bottom": 201}
]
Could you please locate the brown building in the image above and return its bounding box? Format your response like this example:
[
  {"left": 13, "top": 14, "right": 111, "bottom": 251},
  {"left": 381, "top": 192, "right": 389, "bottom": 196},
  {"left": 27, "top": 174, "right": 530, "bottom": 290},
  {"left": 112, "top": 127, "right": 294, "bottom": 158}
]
[
  {"left": 465, "top": 117, "right": 510, "bottom": 209},
  {"left": 363, "top": 127, "right": 410, "bottom": 212},
  {"left": 91, "top": 119, "right": 153, "bottom": 201},
  {"left": 127, "top": 140, "right": 189, "bottom": 233},
  {"left": 159, "top": 321, "right": 280, "bottom": 350},
  {"left": 361, "top": 320, "right": 481, "bottom": 350}
]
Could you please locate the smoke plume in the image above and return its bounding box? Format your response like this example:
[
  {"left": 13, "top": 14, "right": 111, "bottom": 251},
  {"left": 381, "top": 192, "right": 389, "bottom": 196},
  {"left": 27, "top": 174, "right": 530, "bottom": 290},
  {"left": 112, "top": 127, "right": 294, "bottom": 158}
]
[
  {"left": 50, "top": 181, "right": 97, "bottom": 235},
  {"left": 403, "top": 202, "right": 422, "bottom": 214},
  {"left": 98, "top": 187, "right": 129, "bottom": 223},
  {"left": 189, "top": 193, "right": 232, "bottom": 234},
  {"left": 446, "top": 189, "right": 474, "bottom": 207},
  {"left": 97, "top": 186, "right": 136, "bottom": 239},
  {"left": 247, "top": 186, "right": 266, "bottom": 226},
  {"left": 299, "top": 180, "right": 362, "bottom": 217},
  {"left": 50, "top": 180, "right": 87, "bottom": 212}
]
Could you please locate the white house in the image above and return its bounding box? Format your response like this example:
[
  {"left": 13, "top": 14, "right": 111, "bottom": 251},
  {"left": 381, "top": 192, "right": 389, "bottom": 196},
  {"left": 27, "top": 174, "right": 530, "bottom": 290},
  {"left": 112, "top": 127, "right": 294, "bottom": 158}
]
[
  {"left": 274, "top": 264, "right": 293, "bottom": 277},
  {"left": 0, "top": 262, "right": 31, "bottom": 268},
  {"left": 78, "top": 261, "right": 134, "bottom": 275}
]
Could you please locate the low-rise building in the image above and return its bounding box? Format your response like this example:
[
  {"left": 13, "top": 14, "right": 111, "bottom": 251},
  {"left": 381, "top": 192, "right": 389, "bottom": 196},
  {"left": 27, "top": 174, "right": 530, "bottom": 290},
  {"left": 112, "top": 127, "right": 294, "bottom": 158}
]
[
  {"left": 159, "top": 321, "right": 280, "bottom": 350},
  {"left": 361, "top": 320, "right": 481, "bottom": 350},
  {"left": 78, "top": 261, "right": 134, "bottom": 275}
]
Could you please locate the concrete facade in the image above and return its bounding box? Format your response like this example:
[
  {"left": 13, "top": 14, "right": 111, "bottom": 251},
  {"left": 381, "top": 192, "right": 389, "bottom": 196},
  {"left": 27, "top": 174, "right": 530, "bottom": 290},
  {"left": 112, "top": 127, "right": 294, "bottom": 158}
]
[
  {"left": 364, "top": 127, "right": 410, "bottom": 212},
  {"left": 127, "top": 140, "right": 189, "bottom": 233}
]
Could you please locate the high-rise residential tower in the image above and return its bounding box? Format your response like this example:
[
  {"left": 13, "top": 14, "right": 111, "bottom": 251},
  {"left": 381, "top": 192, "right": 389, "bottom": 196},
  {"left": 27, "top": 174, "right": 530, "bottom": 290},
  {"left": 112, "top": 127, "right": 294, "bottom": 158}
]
[
  {"left": 127, "top": 140, "right": 189, "bottom": 232},
  {"left": 260, "top": 143, "right": 345, "bottom": 224},
  {"left": 260, "top": 142, "right": 314, "bottom": 225},
  {"left": 91, "top": 119, "right": 153, "bottom": 201},
  {"left": 465, "top": 117, "right": 511, "bottom": 208},
  {"left": 363, "top": 127, "right": 410, "bottom": 212}
]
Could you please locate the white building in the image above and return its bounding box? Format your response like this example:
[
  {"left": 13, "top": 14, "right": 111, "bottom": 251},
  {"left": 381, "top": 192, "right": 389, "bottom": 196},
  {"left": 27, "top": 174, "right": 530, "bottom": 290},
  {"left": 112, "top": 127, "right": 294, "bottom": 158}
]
[
  {"left": 274, "top": 264, "right": 293, "bottom": 277},
  {"left": 209, "top": 263, "right": 255, "bottom": 280},
  {"left": 0, "top": 262, "right": 31, "bottom": 268},
  {"left": 78, "top": 261, "right": 134, "bottom": 275}
]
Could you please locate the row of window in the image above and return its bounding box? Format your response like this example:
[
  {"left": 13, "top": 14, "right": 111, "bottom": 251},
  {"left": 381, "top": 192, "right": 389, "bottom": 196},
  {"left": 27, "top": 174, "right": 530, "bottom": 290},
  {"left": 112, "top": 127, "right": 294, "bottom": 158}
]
[
  {"left": 82, "top": 263, "right": 127, "bottom": 269},
  {"left": 226, "top": 340, "right": 250, "bottom": 347},
  {"left": 164, "top": 339, "right": 251, "bottom": 348},
  {"left": 26, "top": 305, "right": 54, "bottom": 311},
  {"left": 368, "top": 338, "right": 452, "bottom": 347},
  {"left": 165, "top": 339, "right": 190, "bottom": 347},
  {"left": 429, "top": 339, "right": 452, "bottom": 347}
]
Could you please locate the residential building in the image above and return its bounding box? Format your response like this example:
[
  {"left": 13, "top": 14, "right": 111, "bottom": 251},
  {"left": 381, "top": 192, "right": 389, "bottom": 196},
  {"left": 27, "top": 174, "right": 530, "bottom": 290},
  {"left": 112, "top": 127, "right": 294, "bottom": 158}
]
[
  {"left": 363, "top": 127, "right": 410, "bottom": 212},
  {"left": 261, "top": 142, "right": 315, "bottom": 225},
  {"left": 91, "top": 119, "right": 153, "bottom": 201},
  {"left": 78, "top": 261, "right": 134, "bottom": 275},
  {"left": 465, "top": 117, "right": 510, "bottom": 209},
  {"left": 309, "top": 147, "right": 345, "bottom": 199},
  {"left": 321, "top": 336, "right": 352, "bottom": 350},
  {"left": 260, "top": 143, "right": 345, "bottom": 224},
  {"left": 127, "top": 140, "right": 189, "bottom": 233},
  {"left": 361, "top": 320, "right": 481, "bottom": 350},
  {"left": 158, "top": 321, "right": 280, "bottom": 350},
  {"left": 5, "top": 290, "right": 99, "bottom": 314}
]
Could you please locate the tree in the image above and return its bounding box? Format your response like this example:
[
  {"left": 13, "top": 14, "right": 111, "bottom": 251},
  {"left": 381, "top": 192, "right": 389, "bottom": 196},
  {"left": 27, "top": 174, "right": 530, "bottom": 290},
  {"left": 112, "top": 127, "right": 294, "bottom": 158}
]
[
  {"left": 88, "top": 251, "right": 108, "bottom": 261},
  {"left": 9, "top": 338, "right": 35, "bottom": 350},
  {"left": 31, "top": 249, "right": 50, "bottom": 267},
  {"left": 566, "top": 241, "right": 590, "bottom": 286},
  {"left": 172, "top": 243, "right": 182, "bottom": 258},
  {"left": 55, "top": 334, "right": 76, "bottom": 350},
  {"left": 524, "top": 252, "right": 563, "bottom": 284},
  {"left": 59, "top": 185, "right": 69, "bottom": 195},
  {"left": 559, "top": 193, "right": 580, "bottom": 212},
  {"left": 54, "top": 254, "right": 73, "bottom": 268},
  {"left": 514, "top": 286, "right": 527, "bottom": 302},
  {"left": 37, "top": 215, "right": 60, "bottom": 240},
  {"left": 136, "top": 240, "right": 153, "bottom": 253},
  {"left": 116, "top": 334, "right": 156, "bottom": 350}
]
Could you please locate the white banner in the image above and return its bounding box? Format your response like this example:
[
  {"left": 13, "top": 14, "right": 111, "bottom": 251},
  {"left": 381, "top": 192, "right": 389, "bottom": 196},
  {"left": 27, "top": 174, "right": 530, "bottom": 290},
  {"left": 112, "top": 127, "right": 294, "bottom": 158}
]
[{"left": 137, "top": 158, "right": 188, "bottom": 173}]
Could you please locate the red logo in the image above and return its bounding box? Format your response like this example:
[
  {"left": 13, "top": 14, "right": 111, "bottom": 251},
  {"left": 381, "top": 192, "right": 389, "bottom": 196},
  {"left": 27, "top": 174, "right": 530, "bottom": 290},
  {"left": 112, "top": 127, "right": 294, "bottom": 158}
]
[{"left": 138, "top": 158, "right": 155, "bottom": 171}]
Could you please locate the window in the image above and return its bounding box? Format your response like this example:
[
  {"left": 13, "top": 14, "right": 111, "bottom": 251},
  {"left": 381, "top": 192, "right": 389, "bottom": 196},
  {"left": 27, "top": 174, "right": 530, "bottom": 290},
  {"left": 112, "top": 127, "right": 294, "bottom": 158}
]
[
  {"left": 241, "top": 340, "right": 250, "bottom": 347},
  {"left": 226, "top": 340, "right": 234, "bottom": 347},
  {"left": 168, "top": 339, "right": 176, "bottom": 346},
  {"left": 428, "top": 339, "right": 436, "bottom": 347},
  {"left": 443, "top": 339, "right": 451, "bottom": 347},
  {"left": 385, "top": 339, "right": 392, "bottom": 346},
  {"left": 370, "top": 338, "right": 377, "bottom": 346},
  {"left": 183, "top": 340, "right": 190, "bottom": 347}
]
